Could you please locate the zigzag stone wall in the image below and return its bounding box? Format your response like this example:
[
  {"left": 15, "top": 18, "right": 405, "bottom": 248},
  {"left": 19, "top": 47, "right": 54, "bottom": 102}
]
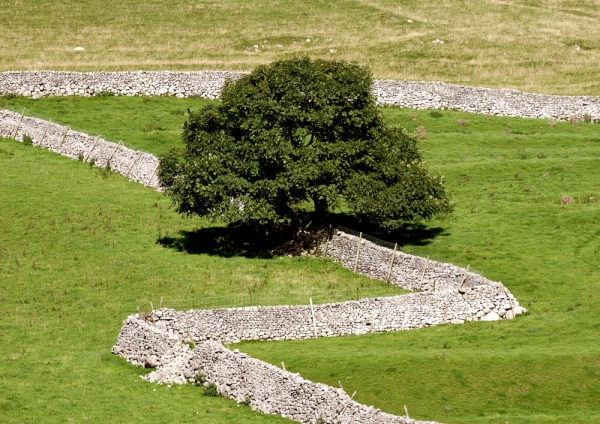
[
  {"left": 1, "top": 70, "right": 599, "bottom": 121},
  {"left": 0, "top": 111, "right": 526, "bottom": 424}
]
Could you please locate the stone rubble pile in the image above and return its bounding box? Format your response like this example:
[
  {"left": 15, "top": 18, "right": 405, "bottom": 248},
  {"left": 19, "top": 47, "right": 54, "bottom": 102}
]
[
  {"left": 0, "top": 110, "right": 160, "bottom": 189},
  {"left": 1, "top": 70, "right": 599, "bottom": 121},
  {"left": 113, "top": 317, "right": 437, "bottom": 424}
]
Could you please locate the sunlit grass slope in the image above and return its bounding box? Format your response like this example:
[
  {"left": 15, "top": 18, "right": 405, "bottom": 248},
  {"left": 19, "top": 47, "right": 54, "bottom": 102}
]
[
  {"left": 0, "top": 135, "right": 390, "bottom": 423},
  {"left": 1, "top": 96, "right": 599, "bottom": 422},
  {"left": 1, "top": 0, "right": 600, "bottom": 95}
]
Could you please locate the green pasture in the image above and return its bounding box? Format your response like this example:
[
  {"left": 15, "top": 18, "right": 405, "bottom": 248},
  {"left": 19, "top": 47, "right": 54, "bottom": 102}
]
[
  {"left": 1, "top": 0, "right": 600, "bottom": 95},
  {"left": 1, "top": 96, "right": 600, "bottom": 423}
]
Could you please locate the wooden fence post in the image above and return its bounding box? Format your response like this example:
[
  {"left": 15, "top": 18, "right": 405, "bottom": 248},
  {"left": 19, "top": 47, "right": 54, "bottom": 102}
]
[
  {"left": 353, "top": 232, "right": 362, "bottom": 272},
  {"left": 386, "top": 243, "right": 398, "bottom": 283},
  {"left": 309, "top": 298, "right": 318, "bottom": 339},
  {"left": 418, "top": 256, "right": 430, "bottom": 291},
  {"left": 84, "top": 135, "right": 100, "bottom": 162},
  {"left": 39, "top": 119, "right": 52, "bottom": 146},
  {"left": 404, "top": 405, "right": 410, "bottom": 419},
  {"left": 339, "top": 391, "right": 357, "bottom": 416},
  {"left": 146, "top": 164, "right": 159, "bottom": 185},
  {"left": 459, "top": 265, "right": 470, "bottom": 289},
  {"left": 322, "top": 233, "right": 330, "bottom": 258},
  {"left": 107, "top": 140, "right": 123, "bottom": 164},
  {"left": 126, "top": 150, "right": 143, "bottom": 176},
  {"left": 11, "top": 108, "right": 25, "bottom": 139},
  {"left": 58, "top": 126, "right": 70, "bottom": 150}
]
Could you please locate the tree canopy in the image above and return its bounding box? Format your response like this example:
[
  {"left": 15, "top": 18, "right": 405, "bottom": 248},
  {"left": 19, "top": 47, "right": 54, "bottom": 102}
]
[{"left": 158, "top": 57, "right": 452, "bottom": 229}]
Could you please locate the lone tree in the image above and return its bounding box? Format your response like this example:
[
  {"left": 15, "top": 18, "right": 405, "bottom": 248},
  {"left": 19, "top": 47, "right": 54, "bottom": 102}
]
[{"left": 159, "top": 57, "right": 452, "bottom": 230}]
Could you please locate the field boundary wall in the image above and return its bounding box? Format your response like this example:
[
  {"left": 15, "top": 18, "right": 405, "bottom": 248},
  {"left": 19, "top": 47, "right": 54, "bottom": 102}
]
[{"left": 1, "top": 70, "right": 599, "bottom": 121}]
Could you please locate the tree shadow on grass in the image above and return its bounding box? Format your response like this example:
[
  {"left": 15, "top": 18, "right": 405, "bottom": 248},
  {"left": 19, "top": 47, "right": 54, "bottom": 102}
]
[{"left": 158, "top": 213, "right": 448, "bottom": 259}]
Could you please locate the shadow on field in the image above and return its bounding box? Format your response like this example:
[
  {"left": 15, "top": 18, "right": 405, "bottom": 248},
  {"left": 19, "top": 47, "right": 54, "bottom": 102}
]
[{"left": 157, "top": 213, "right": 447, "bottom": 258}]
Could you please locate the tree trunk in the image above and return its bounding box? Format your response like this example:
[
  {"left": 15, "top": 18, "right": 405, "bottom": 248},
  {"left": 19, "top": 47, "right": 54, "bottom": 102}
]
[{"left": 312, "top": 195, "right": 330, "bottom": 223}]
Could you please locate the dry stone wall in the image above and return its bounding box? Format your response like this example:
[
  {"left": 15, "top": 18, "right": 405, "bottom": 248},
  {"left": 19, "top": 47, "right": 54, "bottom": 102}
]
[
  {"left": 0, "top": 110, "right": 160, "bottom": 189},
  {"left": 1, "top": 70, "right": 599, "bottom": 121},
  {"left": 113, "top": 316, "right": 437, "bottom": 424},
  {"left": 323, "top": 231, "right": 494, "bottom": 293}
]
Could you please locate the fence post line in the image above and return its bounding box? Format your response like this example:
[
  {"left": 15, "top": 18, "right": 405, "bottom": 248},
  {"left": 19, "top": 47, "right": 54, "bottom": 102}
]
[
  {"left": 39, "top": 119, "right": 52, "bottom": 146},
  {"left": 309, "top": 298, "right": 318, "bottom": 339},
  {"left": 58, "top": 126, "right": 70, "bottom": 150},
  {"left": 386, "top": 243, "right": 398, "bottom": 283},
  {"left": 84, "top": 135, "right": 100, "bottom": 162},
  {"left": 404, "top": 405, "right": 410, "bottom": 419},
  {"left": 418, "top": 256, "right": 430, "bottom": 291},
  {"left": 11, "top": 108, "right": 25, "bottom": 139},
  {"left": 353, "top": 232, "right": 362, "bottom": 272}
]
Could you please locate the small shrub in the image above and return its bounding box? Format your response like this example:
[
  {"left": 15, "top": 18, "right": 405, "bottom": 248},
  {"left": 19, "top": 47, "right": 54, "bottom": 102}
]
[
  {"left": 584, "top": 114, "right": 592, "bottom": 123},
  {"left": 22, "top": 134, "right": 33, "bottom": 146},
  {"left": 408, "top": 113, "right": 416, "bottom": 121},
  {"left": 316, "top": 417, "right": 326, "bottom": 424},
  {"left": 561, "top": 195, "right": 574, "bottom": 205},
  {"left": 537, "top": 152, "right": 547, "bottom": 159},
  {"left": 429, "top": 111, "right": 443, "bottom": 118},
  {"left": 89, "top": 158, "right": 96, "bottom": 167},
  {"left": 458, "top": 119, "right": 468, "bottom": 126},
  {"left": 183, "top": 338, "right": 196, "bottom": 350},
  {"left": 242, "top": 395, "right": 251, "bottom": 406},
  {"left": 78, "top": 152, "right": 84, "bottom": 161},
  {"left": 187, "top": 93, "right": 203, "bottom": 99},
  {"left": 414, "top": 126, "right": 427, "bottom": 140},
  {"left": 203, "top": 383, "right": 219, "bottom": 397},
  {"left": 97, "top": 90, "right": 115, "bottom": 97},
  {"left": 195, "top": 371, "right": 206, "bottom": 384}
]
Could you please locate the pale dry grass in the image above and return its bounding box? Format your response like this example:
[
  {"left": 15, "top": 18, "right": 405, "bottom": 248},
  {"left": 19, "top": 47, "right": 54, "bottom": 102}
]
[{"left": 1, "top": 0, "right": 599, "bottom": 94}]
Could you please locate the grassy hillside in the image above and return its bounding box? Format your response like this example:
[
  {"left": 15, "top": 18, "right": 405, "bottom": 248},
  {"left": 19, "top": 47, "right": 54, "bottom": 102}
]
[
  {"left": 1, "top": 97, "right": 600, "bottom": 423},
  {"left": 1, "top": 0, "right": 600, "bottom": 95}
]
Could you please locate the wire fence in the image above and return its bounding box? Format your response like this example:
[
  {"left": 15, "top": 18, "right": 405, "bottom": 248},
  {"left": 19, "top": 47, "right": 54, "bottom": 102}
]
[
  {"left": 154, "top": 286, "right": 407, "bottom": 311},
  {"left": 0, "top": 106, "right": 147, "bottom": 153},
  {"left": 335, "top": 225, "right": 486, "bottom": 278}
]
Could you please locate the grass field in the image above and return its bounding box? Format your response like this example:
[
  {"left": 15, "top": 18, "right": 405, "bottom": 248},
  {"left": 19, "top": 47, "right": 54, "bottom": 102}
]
[
  {"left": 1, "top": 96, "right": 600, "bottom": 423},
  {"left": 1, "top": 0, "right": 600, "bottom": 95}
]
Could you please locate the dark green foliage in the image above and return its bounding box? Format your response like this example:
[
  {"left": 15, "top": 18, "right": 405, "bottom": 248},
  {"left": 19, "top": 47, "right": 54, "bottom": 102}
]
[
  {"left": 22, "top": 134, "right": 33, "bottom": 146},
  {"left": 203, "top": 383, "right": 219, "bottom": 397},
  {"left": 159, "top": 57, "right": 452, "bottom": 229},
  {"left": 430, "top": 111, "right": 444, "bottom": 118}
]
